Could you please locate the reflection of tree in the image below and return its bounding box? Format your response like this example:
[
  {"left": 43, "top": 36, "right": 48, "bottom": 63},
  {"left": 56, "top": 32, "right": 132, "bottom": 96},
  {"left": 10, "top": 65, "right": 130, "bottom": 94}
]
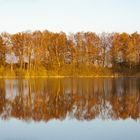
[
  {"left": 0, "top": 80, "right": 6, "bottom": 117},
  {"left": 0, "top": 78, "right": 140, "bottom": 122}
]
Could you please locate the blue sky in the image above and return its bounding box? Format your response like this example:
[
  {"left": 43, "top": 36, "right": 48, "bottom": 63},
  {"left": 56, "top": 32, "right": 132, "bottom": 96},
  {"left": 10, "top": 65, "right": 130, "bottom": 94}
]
[{"left": 0, "top": 0, "right": 140, "bottom": 34}]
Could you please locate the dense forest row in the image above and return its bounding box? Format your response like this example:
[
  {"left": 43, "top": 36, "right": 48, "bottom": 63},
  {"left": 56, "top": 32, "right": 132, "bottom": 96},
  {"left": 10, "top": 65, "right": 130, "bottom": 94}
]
[{"left": 0, "top": 30, "right": 140, "bottom": 77}]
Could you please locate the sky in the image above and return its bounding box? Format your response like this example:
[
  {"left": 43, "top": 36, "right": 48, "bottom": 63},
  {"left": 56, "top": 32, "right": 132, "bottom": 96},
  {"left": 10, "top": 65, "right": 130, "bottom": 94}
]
[{"left": 0, "top": 0, "right": 140, "bottom": 34}]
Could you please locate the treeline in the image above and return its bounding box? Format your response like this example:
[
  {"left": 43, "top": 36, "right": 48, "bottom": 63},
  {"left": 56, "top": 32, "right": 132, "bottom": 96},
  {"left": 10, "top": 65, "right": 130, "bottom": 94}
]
[{"left": 0, "top": 30, "right": 140, "bottom": 77}]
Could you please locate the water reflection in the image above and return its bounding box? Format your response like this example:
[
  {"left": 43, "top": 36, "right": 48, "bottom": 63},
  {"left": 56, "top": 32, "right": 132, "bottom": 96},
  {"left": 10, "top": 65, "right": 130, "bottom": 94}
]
[{"left": 0, "top": 78, "right": 140, "bottom": 122}]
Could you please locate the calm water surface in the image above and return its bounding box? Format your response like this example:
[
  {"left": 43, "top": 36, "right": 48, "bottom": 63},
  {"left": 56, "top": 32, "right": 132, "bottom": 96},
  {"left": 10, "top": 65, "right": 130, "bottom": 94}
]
[{"left": 0, "top": 78, "right": 140, "bottom": 140}]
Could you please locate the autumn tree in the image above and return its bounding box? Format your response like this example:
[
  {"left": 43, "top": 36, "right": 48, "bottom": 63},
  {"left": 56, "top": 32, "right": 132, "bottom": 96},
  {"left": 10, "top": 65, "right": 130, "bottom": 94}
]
[
  {"left": 0, "top": 36, "right": 6, "bottom": 66},
  {"left": 31, "top": 31, "right": 44, "bottom": 70},
  {"left": 111, "top": 33, "right": 130, "bottom": 70},
  {"left": 129, "top": 32, "right": 140, "bottom": 68},
  {"left": 99, "top": 33, "right": 113, "bottom": 67},
  {"left": 1, "top": 32, "right": 14, "bottom": 71},
  {"left": 84, "top": 32, "right": 100, "bottom": 66},
  {"left": 74, "top": 32, "right": 86, "bottom": 73},
  {"left": 11, "top": 33, "right": 27, "bottom": 70},
  {"left": 48, "top": 32, "right": 67, "bottom": 74}
]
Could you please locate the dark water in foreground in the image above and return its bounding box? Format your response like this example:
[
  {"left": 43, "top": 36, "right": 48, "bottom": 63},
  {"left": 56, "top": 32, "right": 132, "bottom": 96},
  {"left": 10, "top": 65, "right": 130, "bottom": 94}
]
[{"left": 0, "top": 78, "right": 140, "bottom": 140}]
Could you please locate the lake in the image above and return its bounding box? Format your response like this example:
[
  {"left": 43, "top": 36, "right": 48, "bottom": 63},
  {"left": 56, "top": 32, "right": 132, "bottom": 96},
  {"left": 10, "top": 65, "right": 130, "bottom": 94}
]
[{"left": 0, "top": 77, "right": 140, "bottom": 140}]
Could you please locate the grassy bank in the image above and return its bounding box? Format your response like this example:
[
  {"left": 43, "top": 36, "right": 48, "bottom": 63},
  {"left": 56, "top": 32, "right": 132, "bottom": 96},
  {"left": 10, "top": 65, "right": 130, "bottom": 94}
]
[{"left": 0, "top": 66, "right": 140, "bottom": 78}]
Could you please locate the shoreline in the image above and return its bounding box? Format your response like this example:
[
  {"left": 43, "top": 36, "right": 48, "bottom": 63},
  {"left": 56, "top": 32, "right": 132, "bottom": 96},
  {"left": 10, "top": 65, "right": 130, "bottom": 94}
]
[{"left": 0, "top": 75, "right": 140, "bottom": 79}]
